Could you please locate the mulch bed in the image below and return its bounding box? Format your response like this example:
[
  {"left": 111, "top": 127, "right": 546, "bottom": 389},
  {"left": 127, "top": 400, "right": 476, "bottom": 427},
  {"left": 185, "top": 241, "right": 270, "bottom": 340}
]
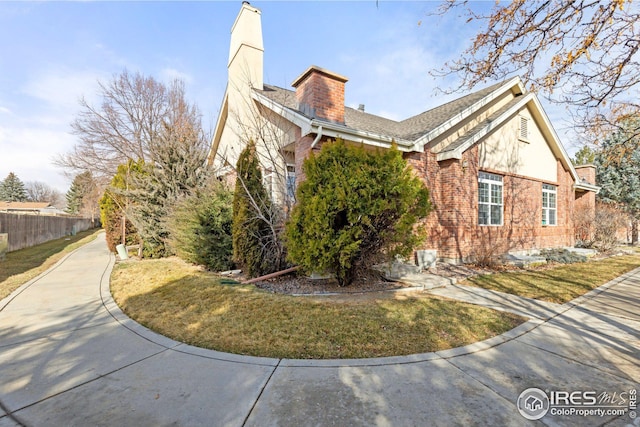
[
  {"left": 234, "top": 248, "right": 636, "bottom": 296},
  {"left": 253, "top": 269, "right": 405, "bottom": 295},
  {"left": 251, "top": 263, "right": 489, "bottom": 295}
]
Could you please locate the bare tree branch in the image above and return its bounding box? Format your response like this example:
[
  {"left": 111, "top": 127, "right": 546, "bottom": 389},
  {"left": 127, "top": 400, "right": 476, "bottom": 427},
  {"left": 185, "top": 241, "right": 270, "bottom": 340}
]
[
  {"left": 431, "top": 0, "right": 640, "bottom": 144},
  {"left": 56, "top": 70, "right": 208, "bottom": 182}
]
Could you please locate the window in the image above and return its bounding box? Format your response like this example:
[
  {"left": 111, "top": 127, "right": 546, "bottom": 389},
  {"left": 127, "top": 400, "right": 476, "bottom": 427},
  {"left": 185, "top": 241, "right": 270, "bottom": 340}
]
[
  {"left": 478, "top": 172, "right": 503, "bottom": 225},
  {"left": 519, "top": 116, "right": 530, "bottom": 142},
  {"left": 286, "top": 164, "right": 296, "bottom": 201},
  {"left": 542, "top": 184, "right": 557, "bottom": 226}
]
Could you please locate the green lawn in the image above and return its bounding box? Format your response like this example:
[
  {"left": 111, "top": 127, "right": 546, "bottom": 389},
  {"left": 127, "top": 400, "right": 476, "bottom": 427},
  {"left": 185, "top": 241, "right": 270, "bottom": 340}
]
[
  {"left": 462, "top": 254, "right": 640, "bottom": 304},
  {"left": 110, "top": 257, "right": 524, "bottom": 359},
  {"left": 0, "top": 229, "right": 101, "bottom": 300}
]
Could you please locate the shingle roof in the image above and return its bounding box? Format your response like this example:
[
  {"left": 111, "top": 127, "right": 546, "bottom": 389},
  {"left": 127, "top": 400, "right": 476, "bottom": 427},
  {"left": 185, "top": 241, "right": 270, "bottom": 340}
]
[
  {"left": 0, "top": 201, "right": 51, "bottom": 210},
  {"left": 437, "top": 94, "right": 524, "bottom": 155},
  {"left": 255, "top": 80, "right": 508, "bottom": 142}
]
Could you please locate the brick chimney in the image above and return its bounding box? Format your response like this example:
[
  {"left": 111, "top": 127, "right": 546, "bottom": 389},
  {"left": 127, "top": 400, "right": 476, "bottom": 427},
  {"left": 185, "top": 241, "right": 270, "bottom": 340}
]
[
  {"left": 575, "top": 164, "right": 596, "bottom": 185},
  {"left": 292, "top": 65, "right": 348, "bottom": 124}
]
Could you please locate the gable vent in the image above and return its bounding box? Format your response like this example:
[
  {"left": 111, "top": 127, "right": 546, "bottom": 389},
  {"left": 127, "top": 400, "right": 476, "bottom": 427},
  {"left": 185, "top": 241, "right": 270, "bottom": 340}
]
[{"left": 519, "top": 116, "right": 529, "bottom": 140}]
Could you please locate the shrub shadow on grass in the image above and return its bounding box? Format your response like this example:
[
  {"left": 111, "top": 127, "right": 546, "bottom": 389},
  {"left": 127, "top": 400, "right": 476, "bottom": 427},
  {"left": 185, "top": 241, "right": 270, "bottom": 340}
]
[{"left": 464, "top": 254, "right": 640, "bottom": 304}]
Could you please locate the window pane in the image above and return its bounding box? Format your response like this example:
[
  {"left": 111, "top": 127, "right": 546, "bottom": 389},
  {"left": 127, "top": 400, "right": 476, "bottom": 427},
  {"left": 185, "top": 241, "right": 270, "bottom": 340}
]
[
  {"left": 542, "top": 192, "right": 548, "bottom": 208},
  {"left": 491, "top": 205, "right": 502, "bottom": 225},
  {"left": 549, "top": 209, "right": 556, "bottom": 225},
  {"left": 478, "top": 204, "right": 489, "bottom": 225},
  {"left": 549, "top": 193, "right": 556, "bottom": 208},
  {"left": 479, "top": 182, "right": 489, "bottom": 203},
  {"left": 480, "top": 172, "right": 502, "bottom": 182},
  {"left": 286, "top": 176, "right": 296, "bottom": 200},
  {"left": 491, "top": 184, "right": 502, "bottom": 204}
]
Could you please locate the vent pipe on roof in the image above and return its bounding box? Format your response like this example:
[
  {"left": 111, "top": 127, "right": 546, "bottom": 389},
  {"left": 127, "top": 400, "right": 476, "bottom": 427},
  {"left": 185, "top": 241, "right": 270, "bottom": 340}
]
[{"left": 358, "top": 104, "right": 365, "bottom": 112}]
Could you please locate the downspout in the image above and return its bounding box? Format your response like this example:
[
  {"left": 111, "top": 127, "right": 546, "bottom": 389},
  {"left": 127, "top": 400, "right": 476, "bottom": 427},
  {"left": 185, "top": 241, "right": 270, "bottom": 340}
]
[{"left": 310, "top": 125, "right": 323, "bottom": 149}]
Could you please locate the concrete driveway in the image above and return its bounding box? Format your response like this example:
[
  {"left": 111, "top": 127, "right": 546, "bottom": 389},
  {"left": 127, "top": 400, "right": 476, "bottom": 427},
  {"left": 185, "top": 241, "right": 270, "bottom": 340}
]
[{"left": 0, "top": 233, "right": 638, "bottom": 426}]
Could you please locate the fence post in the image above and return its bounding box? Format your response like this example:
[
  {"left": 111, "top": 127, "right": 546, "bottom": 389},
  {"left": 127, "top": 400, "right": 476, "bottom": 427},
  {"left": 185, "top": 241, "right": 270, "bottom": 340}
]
[{"left": 0, "top": 233, "right": 8, "bottom": 261}]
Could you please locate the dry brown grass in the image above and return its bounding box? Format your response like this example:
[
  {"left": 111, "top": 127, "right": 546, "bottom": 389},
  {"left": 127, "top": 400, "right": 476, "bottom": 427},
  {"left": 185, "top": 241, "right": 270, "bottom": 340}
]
[
  {"left": 463, "top": 253, "right": 640, "bottom": 304},
  {"left": 0, "top": 229, "right": 101, "bottom": 300},
  {"left": 111, "top": 257, "right": 524, "bottom": 359}
]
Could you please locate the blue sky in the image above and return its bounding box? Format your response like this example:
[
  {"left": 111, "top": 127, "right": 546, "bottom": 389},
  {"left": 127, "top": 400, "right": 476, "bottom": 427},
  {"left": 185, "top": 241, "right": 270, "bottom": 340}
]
[{"left": 0, "top": 1, "right": 574, "bottom": 194}]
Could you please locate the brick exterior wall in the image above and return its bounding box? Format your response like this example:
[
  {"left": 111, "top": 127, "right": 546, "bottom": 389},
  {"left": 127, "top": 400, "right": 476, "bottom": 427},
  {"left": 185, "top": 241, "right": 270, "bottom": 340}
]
[
  {"left": 574, "top": 165, "right": 597, "bottom": 216},
  {"left": 293, "top": 67, "right": 347, "bottom": 124},
  {"left": 293, "top": 126, "right": 327, "bottom": 188},
  {"left": 573, "top": 164, "right": 597, "bottom": 244},
  {"left": 575, "top": 164, "right": 596, "bottom": 186},
  {"left": 405, "top": 147, "right": 577, "bottom": 263}
]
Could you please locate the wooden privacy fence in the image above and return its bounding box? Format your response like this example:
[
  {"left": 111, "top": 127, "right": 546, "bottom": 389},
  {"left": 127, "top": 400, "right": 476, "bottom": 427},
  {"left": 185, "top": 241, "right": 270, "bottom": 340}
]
[{"left": 0, "top": 213, "right": 95, "bottom": 252}]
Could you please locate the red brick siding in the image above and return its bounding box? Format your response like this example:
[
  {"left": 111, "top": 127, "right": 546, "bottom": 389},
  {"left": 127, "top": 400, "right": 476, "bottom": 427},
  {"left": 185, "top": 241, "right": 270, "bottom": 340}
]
[
  {"left": 406, "top": 148, "right": 577, "bottom": 262},
  {"left": 294, "top": 131, "right": 328, "bottom": 187},
  {"left": 294, "top": 72, "right": 345, "bottom": 124},
  {"left": 575, "top": 164, "right": 596, "bottom": 185}
]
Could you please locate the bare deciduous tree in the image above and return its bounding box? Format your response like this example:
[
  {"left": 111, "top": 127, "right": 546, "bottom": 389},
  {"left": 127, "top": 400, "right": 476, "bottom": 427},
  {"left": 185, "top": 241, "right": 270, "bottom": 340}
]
[
  {"left": 57, "top": 70, "right": 205, "bottom": 182},
  {"left": 431, "top": 0, "right": 640, "bottom": 146},
  {"left": 25, "top": 181, "right": 64, "bottom": 207}
]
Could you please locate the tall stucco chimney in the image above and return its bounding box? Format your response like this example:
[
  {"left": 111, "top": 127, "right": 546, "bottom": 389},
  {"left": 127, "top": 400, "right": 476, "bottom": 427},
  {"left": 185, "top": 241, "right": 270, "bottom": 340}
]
[
  {"left": 228, "top": 2, "right": 263, "bottom": 92},
  {"left": 292, "top": 65, "right": 348, "bottom": 124}
]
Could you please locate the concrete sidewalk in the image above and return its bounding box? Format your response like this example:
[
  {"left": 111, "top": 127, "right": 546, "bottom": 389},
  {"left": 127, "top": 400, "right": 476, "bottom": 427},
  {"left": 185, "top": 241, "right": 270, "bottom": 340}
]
[{"left": 0, "top": 233, "right": 638, "bottom": 426}]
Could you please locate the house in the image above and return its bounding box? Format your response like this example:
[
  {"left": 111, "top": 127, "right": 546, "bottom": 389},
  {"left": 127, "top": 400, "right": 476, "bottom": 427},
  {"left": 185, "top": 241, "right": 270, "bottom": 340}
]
[
  {"left": 208, "top": 2, "right": 599, "bottom": 264},
  {"left": 0, "top": 201, "right": 65, "bottom": 216}
]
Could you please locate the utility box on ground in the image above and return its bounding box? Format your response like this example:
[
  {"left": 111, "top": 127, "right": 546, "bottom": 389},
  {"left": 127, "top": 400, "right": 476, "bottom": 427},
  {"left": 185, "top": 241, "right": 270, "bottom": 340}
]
[{"left": 415, "top": 250, "right": 437, "bottom": 270}]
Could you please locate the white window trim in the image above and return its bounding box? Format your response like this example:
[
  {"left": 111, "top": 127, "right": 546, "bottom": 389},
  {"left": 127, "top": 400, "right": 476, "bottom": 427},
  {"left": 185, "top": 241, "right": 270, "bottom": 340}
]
[
  {"left": 519, "top": 115, "right": 530, "bottom": 143},
  {"left": 542, "top": 183, "right": 557, "bottom": 226},
  {"left": 285, "top": 164, "right": 296, "bottom": 201},
  {"left": 478, "top": 172, "right": 503, "bottom": 226}
]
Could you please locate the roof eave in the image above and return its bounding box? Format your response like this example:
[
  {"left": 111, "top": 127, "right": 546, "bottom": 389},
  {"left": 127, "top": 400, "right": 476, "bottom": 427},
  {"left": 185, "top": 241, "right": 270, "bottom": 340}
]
[
  {"left": 575, "top": 183, "right": 601, "bottom": 194},
  {"left": 253, "top": 90, "right": 416, "bottom": 152},
  {"left": 207, "top": 88, "right": 229, "bottom": 166},
  {"left": 312, "top": 120, "right": 415, "bottom": 152},
  {"left": 413, "top": 76, "right": 525, "bottom": 152},
  {"left": 252, "top": 90, "right": 312, "bottom": 134},
  {"left": 435, "top": 93, "right": 535, "bottom": 162}
]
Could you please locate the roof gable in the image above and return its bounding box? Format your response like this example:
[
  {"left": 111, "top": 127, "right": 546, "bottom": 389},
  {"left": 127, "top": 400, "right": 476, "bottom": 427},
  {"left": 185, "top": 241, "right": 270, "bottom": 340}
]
[
  {"left": 248, "top": 75, "right": 589, "bottom": 188},
  {"left": 255, "top": 79, "right": 525, "bottom": 145}
]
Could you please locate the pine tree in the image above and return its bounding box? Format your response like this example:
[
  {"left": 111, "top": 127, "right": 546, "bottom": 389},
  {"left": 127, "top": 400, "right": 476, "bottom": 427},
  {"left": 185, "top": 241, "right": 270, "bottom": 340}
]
[
  {"left": 65, "top": 171, "right": 95, "bottom": 215},
  {"left": 125, "top": 123, "right": 209, "bottom": 258},
  {"left": 285, "top": 139, "right": 432, "bottom": 286},
  {"left": 100, "top": 161, "right": 143, "bottom": 252},
  {"left": 232, "top": 140, "right": 273, "bottom": 277},
  {"left": 167, "top": 180, "right": 234, "bottom": 271},
  {"left": 0, "top": 172, "right": 28, "bottom": 202},
  {"left": 595, "top": 119, "right": 640, "bottom": 244},
  {"left": 65, "top": 178, "right": 83, "bottom": 214},
  {"left": 573, "top": 146, "right": 596, "bottom": 166}
]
